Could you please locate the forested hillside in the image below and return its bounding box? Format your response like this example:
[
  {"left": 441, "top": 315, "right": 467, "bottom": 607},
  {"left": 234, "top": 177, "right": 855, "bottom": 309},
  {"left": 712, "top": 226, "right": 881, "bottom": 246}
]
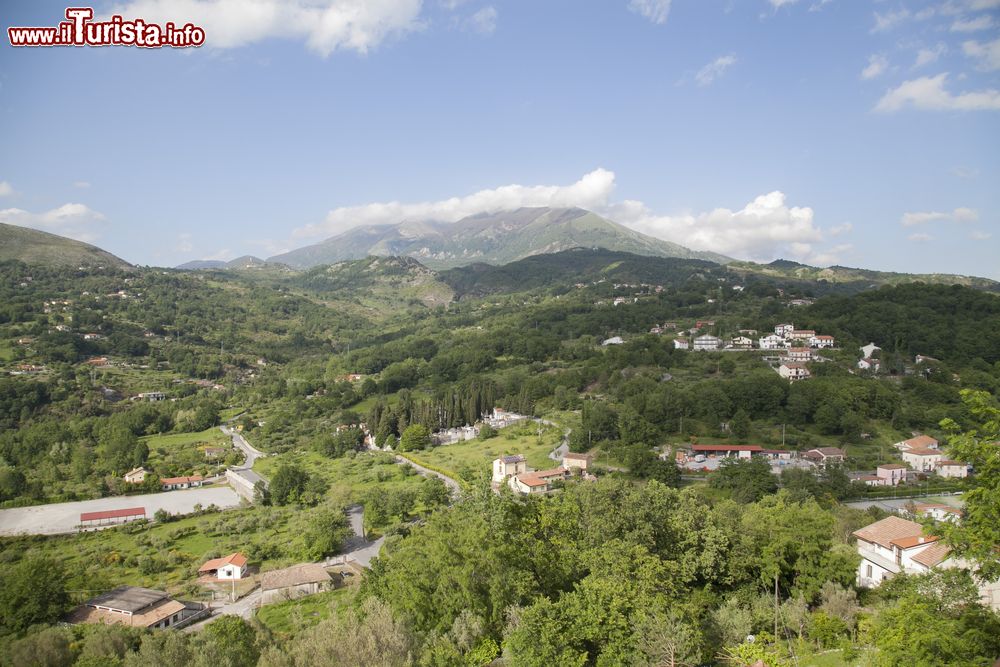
[{"left": 1, "top": 252, "right": 999, "bottom": 666}]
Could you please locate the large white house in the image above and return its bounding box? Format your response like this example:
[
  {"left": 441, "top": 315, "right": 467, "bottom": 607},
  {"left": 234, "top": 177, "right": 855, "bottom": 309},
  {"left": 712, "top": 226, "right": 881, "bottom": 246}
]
[
  {"left": 759, "top": 334, "right": 786, "bottom": 350},
  {"left": 774, "top": 323, "right": 795, "bottom": 337},
  {"left": 693, "top": 335, "right": 722, "bottom": 351},
  {"left": 936, "top": 460, "right": 969, "bottom": 479},
  {"left": 778, "top": 362, "right": 810, "bottom": 382},
  {"left": 902, "top": 447, "right": 943, "bottom": 472},
  {"left": 809, "top": 334, "right": 835, "bottom": 349},
  {"left": 854, "top": 516, "right": 1000, "bottom": 611}
]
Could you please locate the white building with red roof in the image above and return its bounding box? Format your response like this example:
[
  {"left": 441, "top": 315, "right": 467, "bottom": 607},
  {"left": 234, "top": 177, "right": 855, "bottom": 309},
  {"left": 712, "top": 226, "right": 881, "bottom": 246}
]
[
  {"left": 854, "top": 516, "right": 1000, "bottom": 611},
  {"left": 199, "top": 552, "right": 248, "bottom": 580},
  {"left": 893, "top": 435, "right": 939, "bottom": 452}
]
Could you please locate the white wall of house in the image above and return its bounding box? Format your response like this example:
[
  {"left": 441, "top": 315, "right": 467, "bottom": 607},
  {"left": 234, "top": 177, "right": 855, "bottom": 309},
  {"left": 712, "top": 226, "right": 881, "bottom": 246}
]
[
  {"left": 218, "top": 564, "right": 244, "bottom": 580},
  {"left": 902, "top": 451, "right": 942, "bottom": 472}
]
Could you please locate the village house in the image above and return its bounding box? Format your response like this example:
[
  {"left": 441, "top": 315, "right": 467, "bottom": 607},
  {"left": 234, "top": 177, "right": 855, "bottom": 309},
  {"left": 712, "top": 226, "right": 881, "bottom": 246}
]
[
  {"left": 673, "top": 338, "right": 689, "bottom": 350},
  {"left": 509, "top": 467, "right": 570, "bottom": 494},
  {"left": 901, "top": 448, "right": 943, "bottom": 472},
  {"left": 803, "top": 447, "right": 846, "bottom": 466},
  {"left": 693, "top": 334, "right": 722, "bottom": 351},
  {"left": 809, "top": 334, "right": 835, "bottom": 348},
  {"left": 758, "top": 334, "right": 786, "bottom": 350},
  {"left": 856, "top": 474, "right": 885, "bottom": 487},
  {"left": 876, "top": 463, "right": 907, "bottom": 486},
  {"left": 203, "top": 446, "right": 227, "bottom": 460},
  {"left": 905, "top": 502, "right": 964, "bottom": 523},
  {"left": 893, "top": 435, "right": 939, "bottom": 452},
  {"left": 260, "top": 563, "right": 333, "bottom": 605},
  {"left": 935, "top": 460, "right": 969, "bottom": 479},
  {"left": 198, "top": 553, "right": 248, "bottom": 580},
  {"left": 729, "top": 336, "right": 754, "bottom": 349},
  {"left": 562, "top": 452, "right": 593, "bottom": 471},
  {"left": 67, "top": 586, "right": 195, "bottom": 629},
  {"left": 601, "top": 336, "right": 624, "bottom": 346},
  {"left": 161, "top": 475, "right": 204, "bottom": 491},
  {"left": 124, "top": 467, "right": 147, "bottom": 484},
  {"left": 853, "top": 516, "right": 1000, "bottom": 611},
  {"left": 774, "top": 323, "right": 795, "bottom": 337},
  {"left": 649, "top": 325, "right": 663, "bottom": 335},
  {"left": 695, "top": 320, "right": 716, "bottom": 329},
  {"left": 857, "top": 358, "right": 880, "bottom": 372},
  {"left": 785, "top": 347, "right": 812, "bottom": 362},
  {"left": 778, "top": 362, "right": 811, "bottom": 382},
  {"left": 914, "top": 354, "right": 939, "bottom": 365},
  {"left": 786, "top": 329, "right": 816, "bottom": 342},
  {"left": 134, "top": 392, "right": 166, "bottom": 402},
  {"left": 83, "top": 333, "right": 103, "bottom": 341},
  {"left": 492, "top": 455, "right": 528, "bottom": 486}
]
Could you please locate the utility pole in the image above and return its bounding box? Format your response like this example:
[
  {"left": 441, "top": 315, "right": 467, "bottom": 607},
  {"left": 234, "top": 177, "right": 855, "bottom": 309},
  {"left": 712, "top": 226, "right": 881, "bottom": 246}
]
[
  {"left": 781, "top": 423, "right": 785, "bottom": 448},
  {"left": 774, "top": 573, "right": 779, "bottom": 641}
]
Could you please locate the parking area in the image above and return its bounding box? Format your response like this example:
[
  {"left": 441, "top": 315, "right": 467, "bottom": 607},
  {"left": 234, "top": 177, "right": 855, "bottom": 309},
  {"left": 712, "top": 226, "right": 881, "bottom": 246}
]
[{"left": 0, "top": 485, "right": 243, "bottom": 536}]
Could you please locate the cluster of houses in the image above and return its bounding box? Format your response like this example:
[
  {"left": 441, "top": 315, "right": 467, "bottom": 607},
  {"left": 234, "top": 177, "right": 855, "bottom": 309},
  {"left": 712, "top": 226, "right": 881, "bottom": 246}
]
[
  {"left": 67, "top": 551, "right": 344, "bottom": 631},
  {"left": 850, "top": 436, "right": 969, "bottom": 485},
  {"left": 670, "top": 323, "right": 836, "bottom": 372},
  {"left": 491, "top": 451, "right": 593, "bottom": 495},
  {"left": 430, "top": 408, "right": 530, "bottom": 445},
  {"left": 854, "top": 515, "right": 999, "bottom": 611},
  {"left": 675, "top": 443, "right": 846, "bottom": 472},
  {"left": 677, "top": 434, "right": 970, "bottom": 482}
]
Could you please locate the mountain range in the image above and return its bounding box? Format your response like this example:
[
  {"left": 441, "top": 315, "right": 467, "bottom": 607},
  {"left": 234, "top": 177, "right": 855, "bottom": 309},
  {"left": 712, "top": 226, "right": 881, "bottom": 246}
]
[{"left": 266, "top": 207, "right": 731, "bottom": 269}]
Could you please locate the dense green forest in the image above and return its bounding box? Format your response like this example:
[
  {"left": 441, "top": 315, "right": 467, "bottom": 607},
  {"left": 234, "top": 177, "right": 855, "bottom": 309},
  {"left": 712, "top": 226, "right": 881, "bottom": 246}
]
[{"left": 1, "top": 251, "right": 999, "bottom": 666}]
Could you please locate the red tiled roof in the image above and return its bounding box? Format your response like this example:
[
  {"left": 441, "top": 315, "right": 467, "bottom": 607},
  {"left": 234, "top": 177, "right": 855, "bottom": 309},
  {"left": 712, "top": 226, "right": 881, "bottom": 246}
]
[
  {"left": 911, "top": 541, "right": 952, "bottom": 568},
  {"left": 906, "top": 448, "right": 941, "bottom": 456},
  {"left": 890, "top": 534, "right": 940, "bottom": 549},
  {"left": 80, "top": 507, "right": 146, "bottom": 522},
  {"left": 199, "top": 552, "right": 248, "bottom": 572},
  {"left": 900, "top": 435, "right": 938, "bottom": 449},
  {"left": 161, "top": 475, "right": 204, "bottom": 485},
  {"left": 853, "top": 516, "right": 923, "bottom": 550},
  {"left": 878, "top": 463, "right": 907, "bottom": 470}
]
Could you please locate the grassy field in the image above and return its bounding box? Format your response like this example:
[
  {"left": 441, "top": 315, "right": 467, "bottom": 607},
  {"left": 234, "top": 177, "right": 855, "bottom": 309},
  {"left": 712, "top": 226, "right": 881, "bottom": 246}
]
[
  {"left": 141, "top": 427, "right": 235, "bottom": 476},
  {"left": 255, "top": 586, "right": 357, "bottom": 639},
  {"left": 254, "top": 450, "right": 428, "bottom": 504},
  {"left": 400, "top": 420, "right": 564, "bottom": 484}
]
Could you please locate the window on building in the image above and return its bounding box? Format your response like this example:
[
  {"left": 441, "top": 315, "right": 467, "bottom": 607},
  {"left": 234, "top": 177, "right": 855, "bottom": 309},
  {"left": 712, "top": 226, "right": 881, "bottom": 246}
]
[{"left": 866, "top": 564, "right": 873, "bottom": 578}]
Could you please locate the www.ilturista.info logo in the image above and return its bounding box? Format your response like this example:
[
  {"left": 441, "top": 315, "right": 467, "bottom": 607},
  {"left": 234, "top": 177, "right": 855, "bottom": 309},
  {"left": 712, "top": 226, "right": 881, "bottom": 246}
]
[{"left": 7, "top": 7, "right": 205, "bottom": 48}]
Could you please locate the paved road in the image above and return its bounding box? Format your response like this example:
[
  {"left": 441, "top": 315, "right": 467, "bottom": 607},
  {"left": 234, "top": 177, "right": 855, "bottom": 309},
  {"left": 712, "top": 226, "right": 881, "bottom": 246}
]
[
  {"left": 221, "top": 426, "right": 268, "bottom": 489},
  {"left": 393, "top": 455, "right": 462, "bottom": 495},
  {"left": 0, "top": 486, "right": 242, "bottom": 536}
]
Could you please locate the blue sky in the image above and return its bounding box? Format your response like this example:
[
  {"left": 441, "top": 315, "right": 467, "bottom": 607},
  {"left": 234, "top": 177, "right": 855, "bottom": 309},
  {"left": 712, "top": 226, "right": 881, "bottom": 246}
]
[{"left": 1, "top": 0, "right": 998, "bottom": 277}]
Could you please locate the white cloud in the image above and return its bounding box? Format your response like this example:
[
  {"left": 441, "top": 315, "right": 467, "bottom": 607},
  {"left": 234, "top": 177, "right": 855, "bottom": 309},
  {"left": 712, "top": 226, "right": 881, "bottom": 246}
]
[
  {"left": 72, "top": 180, "right": 91, "bottom": 189},
  {"left": 872, "top": 9, "right": 910, "bottom": 32},
  {"left": 294, "top": 168, "right": 619, "bottom": 239},
  {"left": 952, "top": 165, "right": 980, "bottom": 179},
  {"left": 609, "top": 190, "right": 828, "bottom": 263},
  {"left": 861, "top": 54, "right": 889, "bottom": 80},
  {"left": 695, "top": 55, "right": 738, "bottom": 86},
  {"left": 465, "top": 6, "right": 497, "bottom": 34},
  {"left": 963, "top": 38, "right": 1000, "bottom": 71},
  {"left": 901, "top": 207, "right": 978, "bottom": 226},
  {"left": 769, "top": 0, "right": 799, "bottom": 8},
  {"left": 874, "top": 73, "right": 1000, "bottom": 112},
  {"left": 970, "top": 230, "right": 993, "bottom": 240},
  {"left": 951, "top": 15, "right": 995, "bottom": 31},
  {"left": 0, "top": 181, "right": 13, "bottom": 197},
  {"left": 105, "top": 0, "right": 424, "bottom": 56},
  {"left": 908, "top": 233, "right": 934, "bottom": 242},
  {"left": 628, "top": 0, "right": 671, "bottom": 25},
  {"left": 829, "top": 222, "right": 853, "bottom": 236},
  {"left": 0, "top": 203, "right": 106, "bottom": 242},
  {"left": 914, "top": 43, "right": 947, "bottom": 68}
]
